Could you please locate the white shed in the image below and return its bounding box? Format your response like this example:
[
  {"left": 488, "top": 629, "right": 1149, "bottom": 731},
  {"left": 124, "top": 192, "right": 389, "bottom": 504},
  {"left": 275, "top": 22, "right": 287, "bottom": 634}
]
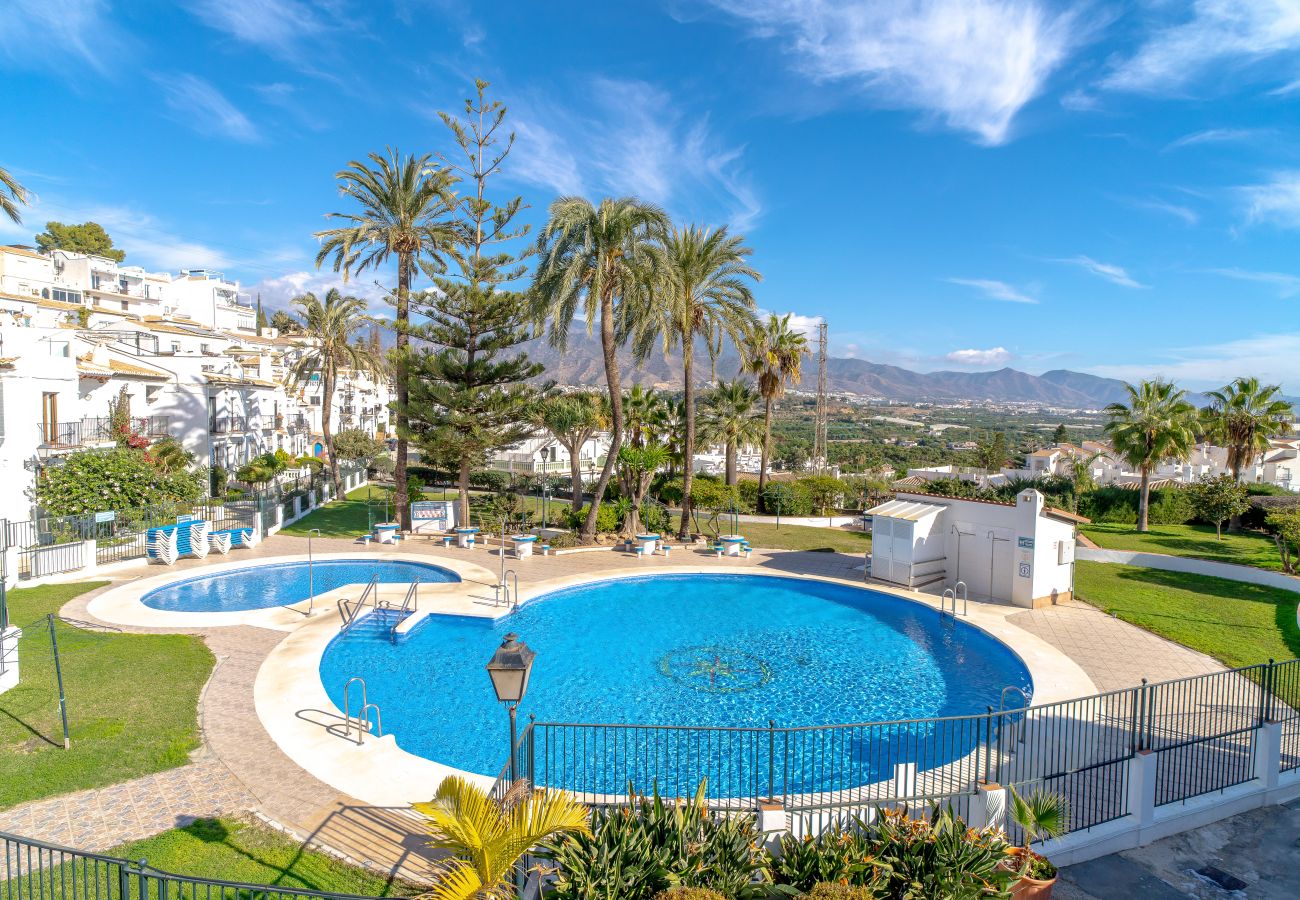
[
  {"left": 864, "top": 497, "right": 948, "bottom": 588},
  {"left": 867, "top": 489, "right": 1085, "bottom": 608}
]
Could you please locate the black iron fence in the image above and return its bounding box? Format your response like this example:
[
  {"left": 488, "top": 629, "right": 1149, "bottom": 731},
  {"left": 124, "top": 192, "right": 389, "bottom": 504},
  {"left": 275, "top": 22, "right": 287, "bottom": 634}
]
[
  {"left": 0, "top": 830, "right": 398, "bottom": 900},
  {"left": 36, "top": 417, "right": 171, "bottom": 448},
  {"left": 495, "top": 658, "right": 1300, "bottom": 840}
]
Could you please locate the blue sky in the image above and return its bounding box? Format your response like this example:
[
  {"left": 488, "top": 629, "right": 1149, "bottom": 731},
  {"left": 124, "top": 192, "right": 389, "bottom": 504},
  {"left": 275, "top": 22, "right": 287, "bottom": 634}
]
[{"left": 4, "top": 1, "right": 1300, "bottom": 391}]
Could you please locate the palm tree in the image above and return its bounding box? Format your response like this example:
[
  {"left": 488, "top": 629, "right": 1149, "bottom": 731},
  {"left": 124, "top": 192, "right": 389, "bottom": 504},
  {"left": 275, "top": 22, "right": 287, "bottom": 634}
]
[
  {"left": 637, "top": 225, "right": 759, "bottom": 539},
  {"left": 315, "top": 149, "right": 458, "bottom": 530},
  {"left": 622, "top": 384, "right": 668, "bottom": 450},
  {"left": 536, "top": 392, "right": 607, "bottom": 512},
  {"left": 414, "top": 775, "right": 589, "bottom": 900},
  {"left": 286, "top": 290, "right": 385, "bottom": 498},
  {"left": 744, "top": 313, "right": 810, "bottom": 504},
  {"left": 1203, "top": 376, "right": 1295, "bottom": 481},
  {"left": 617, "top": 442, "right": 670, "bottom": 536},
  {"left": 700, "top": 379, "right": 764, "bottom": 486},
  {"left": 1104, "top": 379, "right": 1198, "bottom": 532},
  {"left": 1009, "top": 787, "right": 1069, "bottom": 880},
  {"left": 1, "top": 166, "right": 29, "bottom": 224},
  {"left": 531, "top": 196, "right": 669, "bottom": 541},
  {"left": 148, "top": 436, "right": 194, "bottom": 474}
]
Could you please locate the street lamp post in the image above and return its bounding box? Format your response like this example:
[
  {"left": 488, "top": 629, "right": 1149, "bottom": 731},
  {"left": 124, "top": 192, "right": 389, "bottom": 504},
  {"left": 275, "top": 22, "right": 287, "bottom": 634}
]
[{"left": 486, "top": 633, "right": 536, "bottom": 782}]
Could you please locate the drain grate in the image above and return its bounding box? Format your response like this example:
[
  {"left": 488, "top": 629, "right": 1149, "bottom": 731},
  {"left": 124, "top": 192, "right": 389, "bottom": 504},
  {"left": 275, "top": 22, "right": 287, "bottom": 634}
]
[{"left": 1193, "top": 865, "right": 1249, "bottom": 892}]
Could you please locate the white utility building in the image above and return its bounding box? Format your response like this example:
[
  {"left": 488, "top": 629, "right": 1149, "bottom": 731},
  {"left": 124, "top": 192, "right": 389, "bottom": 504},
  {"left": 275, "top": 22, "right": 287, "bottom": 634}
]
[{"left": 866, "top": 489, "right": 1085, "bottom": 608}]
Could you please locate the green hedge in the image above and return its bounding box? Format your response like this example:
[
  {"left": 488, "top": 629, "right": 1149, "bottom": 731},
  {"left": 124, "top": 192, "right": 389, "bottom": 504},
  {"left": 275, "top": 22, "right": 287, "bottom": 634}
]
[{"left": 1078, "top": 486, "right": 1196, "bottom": 525}]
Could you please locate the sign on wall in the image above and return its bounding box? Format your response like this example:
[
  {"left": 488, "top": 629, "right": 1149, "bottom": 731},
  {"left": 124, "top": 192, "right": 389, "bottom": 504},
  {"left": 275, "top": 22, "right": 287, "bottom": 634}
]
[
  {"left": 1017, "top": 536, "right": 1035, "bottom": 550},
  {"left": 1018, "top": 562, "right": 1032, "bottom": 579},
  {"left": 411, "top": 500, "right": 456, "bottom": 533}
]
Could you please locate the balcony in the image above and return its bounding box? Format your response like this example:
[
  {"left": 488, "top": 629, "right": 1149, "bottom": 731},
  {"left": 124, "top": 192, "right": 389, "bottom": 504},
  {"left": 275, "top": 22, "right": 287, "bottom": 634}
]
[
  {"left": 285, "top": 415, "right": 309, "bottom": 433},
  {"left": 36, "top": 415, "right": 171, "bottom": 453},
  {"left": 210, "top": 416, "right": 250, "bottom": 434}
]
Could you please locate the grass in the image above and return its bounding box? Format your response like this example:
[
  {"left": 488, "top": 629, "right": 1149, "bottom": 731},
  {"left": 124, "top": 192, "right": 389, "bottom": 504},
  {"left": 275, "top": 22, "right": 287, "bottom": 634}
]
[
  {"left": 1081, "top": 522, "right": 1284, "bottom": 573},
  {"left": 1074, "top": 560, "right": 1300, "bottom": 670},
  {"left": 0, "top": 581, "right": 213, "bottom": 810},
  {"left": 108, "top": 818, "right": 417, "bottom": 895}
]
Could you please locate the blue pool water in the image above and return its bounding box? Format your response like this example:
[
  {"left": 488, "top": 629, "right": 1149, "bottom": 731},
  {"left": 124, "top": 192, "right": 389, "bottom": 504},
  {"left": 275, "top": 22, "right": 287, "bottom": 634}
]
[
  {"left": 319, "top": 574, "right": 1032, "bottom": 795},
  {"left": 142, "top": 559, "right": 458, "bottom": 612}
]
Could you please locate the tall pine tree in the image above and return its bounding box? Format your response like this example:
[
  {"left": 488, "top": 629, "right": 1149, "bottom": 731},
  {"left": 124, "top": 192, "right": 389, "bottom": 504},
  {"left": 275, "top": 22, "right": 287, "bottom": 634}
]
[{"left": 406, "top": 80, "right": 547, "bottom": 527}]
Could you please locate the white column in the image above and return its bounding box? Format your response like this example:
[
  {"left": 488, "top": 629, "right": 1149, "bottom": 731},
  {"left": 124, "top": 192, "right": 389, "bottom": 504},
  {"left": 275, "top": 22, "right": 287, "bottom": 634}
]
[
  {"left": 969, "top": 782, "right": 1008, "bottom": 830},
  {"left": 3, "top": 546, "right": 18, "bottom": 591},
  {"left": 892, "top": 761, "right": 917, "bottom": 800},
  {"left": 82, "top": 540, "right": 98, "bottom": 574},
  {"left": 1257, "top": 721, "right": 1282, "bottom": 792},
  {"left": 1128, "top": 749, "right": 1158, "bottom": 829}
]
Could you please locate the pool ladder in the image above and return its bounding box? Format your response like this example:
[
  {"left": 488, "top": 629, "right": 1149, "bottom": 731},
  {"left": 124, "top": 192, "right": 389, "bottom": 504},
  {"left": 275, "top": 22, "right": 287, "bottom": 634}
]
[
  {"left": 341, "top": 676, "right": 383, "bottom": 745},
  {"left": 940, "top": 581, "right": 968, "bottom": 617},
  {"left": 339, "top": 575, "right": 380, "bottom": 630},
  {"left": 496, "top": 569, "right": 519, "bottom": 609}
]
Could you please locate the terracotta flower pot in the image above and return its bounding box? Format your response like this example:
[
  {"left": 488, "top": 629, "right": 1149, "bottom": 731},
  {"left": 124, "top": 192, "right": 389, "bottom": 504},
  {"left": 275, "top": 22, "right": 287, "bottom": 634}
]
[{"left": 1005, "top": 847, "right": 1057, "bottom": 899}]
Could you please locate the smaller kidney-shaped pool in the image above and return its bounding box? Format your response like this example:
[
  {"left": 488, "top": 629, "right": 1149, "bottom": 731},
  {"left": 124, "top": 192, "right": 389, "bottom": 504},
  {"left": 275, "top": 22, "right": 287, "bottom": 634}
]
[
  {"left": 319, "top": 574, "right": 1032, "bottom": 798},
  {"left": 143, "top": 559, "right": 459, "bottom": 613}
]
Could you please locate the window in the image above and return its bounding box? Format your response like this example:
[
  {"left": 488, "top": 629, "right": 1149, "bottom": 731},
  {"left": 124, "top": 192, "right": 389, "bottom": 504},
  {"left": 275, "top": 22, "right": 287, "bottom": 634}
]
[
  {"left": 145, "top": 385, "right": 161, "bottom": 403},
  {"left": 171, "top": 342, "right": 181, "bottom": 353},
  {"left": 51, "top": 288, "right": 82, "bottom": 305},
  {"left": 121, "top": 300, "right": 128, "bottom": 311},
  {"left": 41, "top": 392, "right": 58, "bottom": 442},
  {"left": 200, "top": 343, "right": 210, "bottom": 354}
]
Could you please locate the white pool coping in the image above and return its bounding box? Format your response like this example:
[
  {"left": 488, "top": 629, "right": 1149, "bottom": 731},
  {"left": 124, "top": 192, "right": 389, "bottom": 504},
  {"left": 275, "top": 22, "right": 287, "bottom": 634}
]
[
  {"left": 85, "top": 552, "right": 499, "bottom": 632},
  {"left": 253, "top": 566, "right": 1097, "bottom": 808}
]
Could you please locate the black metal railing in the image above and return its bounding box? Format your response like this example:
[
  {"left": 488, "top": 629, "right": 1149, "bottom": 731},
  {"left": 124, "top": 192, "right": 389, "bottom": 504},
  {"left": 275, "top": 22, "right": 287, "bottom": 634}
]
[
  {"left": 36, "top": 416, "right": 171, "bottom": 448},
  {"left": 493, "top": 658, "right": 1300, "bottom": 840},
  {"left": 0, "top": 830, "right": 397, "bottom": 900},
  {"left": 210, "top": 416, "right": 249, "bottom": 434}
]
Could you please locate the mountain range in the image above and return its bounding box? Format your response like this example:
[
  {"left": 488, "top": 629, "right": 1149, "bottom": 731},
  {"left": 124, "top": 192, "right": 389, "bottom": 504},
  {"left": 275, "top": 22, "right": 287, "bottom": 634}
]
[{"left": 520, "top": 333, "right": 1137, "bottom": 408}]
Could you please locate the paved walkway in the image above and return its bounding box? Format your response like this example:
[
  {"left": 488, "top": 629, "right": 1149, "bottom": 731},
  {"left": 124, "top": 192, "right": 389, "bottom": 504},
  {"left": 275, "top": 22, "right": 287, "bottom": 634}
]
[{"left": 1, "top": 533, "right": 1224, "bottom": 883}]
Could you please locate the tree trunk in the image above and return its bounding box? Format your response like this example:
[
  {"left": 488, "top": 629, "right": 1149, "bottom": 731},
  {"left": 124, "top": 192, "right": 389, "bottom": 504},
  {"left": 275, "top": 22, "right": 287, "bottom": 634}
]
[
  {"left": 567, "top": 439, "right": 585, "bottom": 512},
  {"left": 757, "top": 395, "right": 773, "bottom": 509},
  {"left": 581, "top": 289, "right": 622, "bottom": 542},
  {"left": 1228, "top": 461, "right": 1244, "bottom": 532},
  {"left": 679, "top": 335, "right": 694, "bottom": 539},
  {"left": 393, "top": 253, "right": 412, "bottom": 530},
  {"left": 726, "top": 441, "right": 737, "bottom": 486},
  {"left": 1138, "top": 467, "right": 1151, "bottom": 533},
  {"left": 457, "top": 457, "right": 471, "bottom": 529},
  {"left": 322, "top": 370, "right": 342, "bottom": 499}
]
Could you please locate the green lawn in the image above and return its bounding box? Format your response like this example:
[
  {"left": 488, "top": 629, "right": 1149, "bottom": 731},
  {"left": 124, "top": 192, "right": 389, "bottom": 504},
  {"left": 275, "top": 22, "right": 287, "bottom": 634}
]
[
  {"left": 1081, "top": 523, "right": 1284, "bottom": 572},
  {"left": 0, "top": 581, "right": 213, "bottom": 810},
  {"left": 1074, "top": 560, "right": 1300, "bottom": 670},
  {"left": 109, "top": 818, "right": 417, "bottom": 895},
  {"left": 284, "top": 487, "right": 871, "bottom": 553}
]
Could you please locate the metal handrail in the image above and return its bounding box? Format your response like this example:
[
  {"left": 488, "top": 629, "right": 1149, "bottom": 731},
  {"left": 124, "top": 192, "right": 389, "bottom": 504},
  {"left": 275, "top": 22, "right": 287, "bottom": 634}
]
[
  {"left": 0, "top": 829, "right": 396, "bottom": 900},
  {"left": 339, "top": 574, "right": 380, "bottom": 629},
  {"left": 954, "top": 580, "right": 968, "bottom": 615},
  {"left": 341, "top": 676, "right": 382, "bottom": 744},
  {"left": 940, "top": 588, "right": 955, "bottom": 618},
  {"left": 504, "top": 569, "right": 520, "bottom": 610}
]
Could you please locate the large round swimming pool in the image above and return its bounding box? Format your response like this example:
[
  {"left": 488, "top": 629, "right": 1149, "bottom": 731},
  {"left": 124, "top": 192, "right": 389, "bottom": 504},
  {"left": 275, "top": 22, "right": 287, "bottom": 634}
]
[
  {"left": 319, "top": 574, "right": 1031, "bottom": 795},
  {"left": 142, "top": 559, "right": 459, "bottom": 612}
]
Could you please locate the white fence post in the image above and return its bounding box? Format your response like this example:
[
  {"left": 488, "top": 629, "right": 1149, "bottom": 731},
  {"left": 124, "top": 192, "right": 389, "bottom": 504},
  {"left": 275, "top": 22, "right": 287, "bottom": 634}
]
[
  {"left": 82, "top": 540, "right": 98, "bottom": 574},
  {"left": 1257, "top": 721, "right": 1282, "bottom": 792},
  {"left": 1129, "top": 749, "right": 1158, "bottom": 830},
  {"left": 0, "top": 625, "right": 21, "bottom": 695},
  {"left": 969, "top": 782, "right": 1008, "bottom": 830}
]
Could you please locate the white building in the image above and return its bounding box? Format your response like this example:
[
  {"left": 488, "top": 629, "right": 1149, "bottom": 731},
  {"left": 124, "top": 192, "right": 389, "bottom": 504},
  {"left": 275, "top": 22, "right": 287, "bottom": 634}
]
[
  {"left": 867, "top": 489, "right": 1083, "bottom": 608},
  {"left": 490, "top": 430, "right": 611, "bottom": 479},
  {"left": 0, "top": 243, "right": 397, "bottom": 521}
]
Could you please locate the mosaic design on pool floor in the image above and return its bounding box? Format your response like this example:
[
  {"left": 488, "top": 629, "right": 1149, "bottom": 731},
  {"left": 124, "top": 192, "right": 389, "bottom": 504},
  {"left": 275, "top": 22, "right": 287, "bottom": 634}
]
[{"left": 658, "top": 646, "right": 773, "bottom": 693}]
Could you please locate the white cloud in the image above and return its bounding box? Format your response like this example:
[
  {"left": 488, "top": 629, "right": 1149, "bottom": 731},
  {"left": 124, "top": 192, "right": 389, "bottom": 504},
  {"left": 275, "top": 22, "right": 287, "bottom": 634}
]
[
  {"left": 703, "top": 0, "right": 1085, "bottom": 145},
  {"left": 250, "top": 271, "right": 391, "bottom": 314},
  {"left": 510, "top": 79, "right": 762, "bottom": 231},
  {"left": 1205, "top": 266, "right": 1300, "bottom": 297},
  {"left": 184, "top": 0, "right": 330, "bottom": 57},
  {"left": 784, "top": 313, "right": 824, "bottom": 337},
  {"left": 1239, "top": 170, "right": 1300, "bottom": 228},
  {"left": 1104, "top": 1, "right": 1300, "bottom": 94},
  {"left": 1130, "top": 196, "right": 1200, "bottom": 226},
  {"left": 0, "top": 0, "right": 128, "bottom": 76},
  {"left": 1059, "top": 89, "right": 1102, "bottom": 112},
  {"left": 945, "top": 347, "right": 1013, "bottom": 367},
  {"left": 156, "top": 74, "right": 260, "bottom": 143},
  {"left": 1164, "top": 128, "right": 1263, "bottom": 151},
  {"left": 1088, "top": 332, "right": 1300, "bottom": 391},
  {"left": 1055, "top": 255, "right": 1147, "bottom": 288},
  {"left": 945, "top": 278, "right": 1038, "bottom": 304}
]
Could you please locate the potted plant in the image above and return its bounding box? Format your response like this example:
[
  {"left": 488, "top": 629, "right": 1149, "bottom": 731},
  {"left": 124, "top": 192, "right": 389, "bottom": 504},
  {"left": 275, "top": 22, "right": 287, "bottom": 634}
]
[{"left": 1007, "top": 787, "right": 1069, "bottom": 898}]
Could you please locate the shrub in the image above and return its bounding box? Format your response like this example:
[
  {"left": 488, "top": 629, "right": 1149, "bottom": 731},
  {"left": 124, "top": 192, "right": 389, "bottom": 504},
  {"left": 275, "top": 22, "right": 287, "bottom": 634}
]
[
  {"left": 469, "top": 469, "right": 510, "bottom": 492},
  {"left": 1244, "top": 494, "right": 1300, "bottom": 531},
  {"left": 564, "top": 503, "right": 620, "bottom": 534},
  {"left": 761, "top": 481, "right": 813, "bottom": 517},
  {"left": 543, "top": 783, "right": 769, "bottom": 900},
  {"left": 768, "top": 807, "right": 1015, "bottom": 898},
  {"left": 736, "top": 479, "right": 761, "bottom": 512},
  {"left": 807, "top": 884, "right": 877, "bottom": 900},
  {"left": 796, "top": 475, "right": 845, "bottom": 515},
  {"left": 655, "top": 477, "right": 684, "bottom": 506},
  {"left": 1187, "top": 474, "right": 1250, "bottom": 538},
  {"left": 32, "top": 448, "right": 206, "bottom": 516},
  {"left": 332, "top": 427, "right": 385, "bottom": 462},
  {"left": 640, "top": 502, "right": 671, "bottom": 535},
  {"left": 651, "top": 890, "right": 727, "bottom": 900},
  {"left": 1078, "top": 485, "right": 1195, "bottom": 525},
  {"left": 210, "top": 465, "right": 228, "bottom": 498}
]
